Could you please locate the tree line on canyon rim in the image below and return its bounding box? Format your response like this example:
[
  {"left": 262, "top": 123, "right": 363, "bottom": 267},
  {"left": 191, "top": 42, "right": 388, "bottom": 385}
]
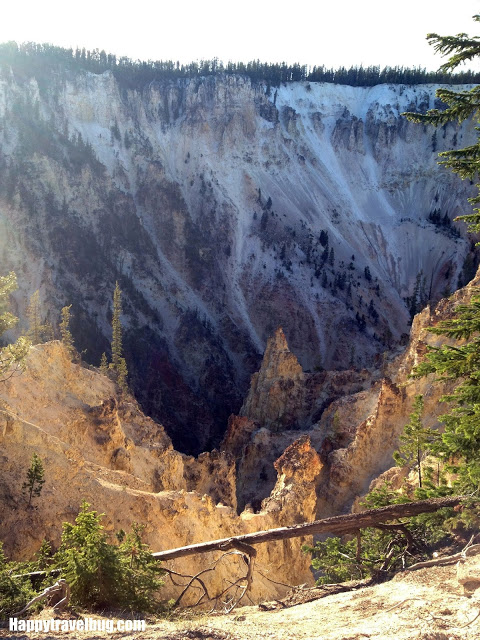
[
  {"left": 1, "top": 40, "right": 480, "bottom": 91},
  {"left": 2, "top": 13, "right": 480, "bottom": 617}
]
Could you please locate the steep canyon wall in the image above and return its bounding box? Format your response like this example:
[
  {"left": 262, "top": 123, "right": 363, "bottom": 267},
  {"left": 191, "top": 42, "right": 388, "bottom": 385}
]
[{"left": 0, "top": 69, "right": 476, "bottom": 451}]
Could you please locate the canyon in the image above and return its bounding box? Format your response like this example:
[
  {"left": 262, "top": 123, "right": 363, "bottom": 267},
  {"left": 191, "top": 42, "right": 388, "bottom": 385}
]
[
  {"left": 1, "top": 59, "right": 479, "bottom": 607},
  {"left": 0, "top": 64, "right": 477, "bottom": 453},
  {"left": 1, "top": 266, "right": 478, "bottom": 604}
]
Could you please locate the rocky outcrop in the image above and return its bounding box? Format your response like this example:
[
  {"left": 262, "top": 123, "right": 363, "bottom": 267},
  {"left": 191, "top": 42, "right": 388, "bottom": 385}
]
[
  {"left": 240, "top": 328, "right": 305, "bottom": 431},
  {"left": 221, "top": 414, "right": 258, "bottom": 458},
  {"left": 239, "top": 327, "right": 372, "bottom": 432},
  {"left": 225, "top": 328, "right": 374, "bottom": 510},
  {"left": 262, "top": 436, "right": 324, "bottom": 523},
  {"left": 332, "top": 109, "right": 365, "bottom": 153},
  {"left": 0, "top": 341, "right": 237, "bottom": 505},
  {"left": 319, "top": 271, "right": 480, "bottom": 515}
]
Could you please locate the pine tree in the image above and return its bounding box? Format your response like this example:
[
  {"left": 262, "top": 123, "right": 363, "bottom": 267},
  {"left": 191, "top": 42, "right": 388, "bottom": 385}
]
[
  {"left": 0, "top": 273, "right": 17, "bottom": 336},
  {"left": 412, "top": 297, "right": 480, "bottom": 491},
  {"left": 57, "top": 501, "right": 121, "bottom": 608},
  {"left": 43, "top": 321, "right": 55, "bottom": 341},
  {"left": 99, "top": 352, "right": 108, "bottom": 375},
  {"left": 404, "top": 14, "right": 480, "bottom": 493},
  {"left": 403, "top": 14, "right": 480, "bottom": 235},
  {"left": 116, "top": 357, "right": 128, "bottom": 392},
  {"left": 56, "top": 501, "right": 164, "bottom": 610},
  {"left": 111, "top": 282, "right": 123, "bottom": 370},
  {"left": 26, "top": 290, "right": 43, "bottom": 344},
  {"left": 59, "top": 304, "right": 75, "bottom": 357},
  {"left": 393, "top": 395, "right": 439, "bottom": 487},
  {"left": 22, "top": 453, "right": 45, "bottom": 507},
  {"left": 110, "top": 282, "right": 128, "bottom": 390}
]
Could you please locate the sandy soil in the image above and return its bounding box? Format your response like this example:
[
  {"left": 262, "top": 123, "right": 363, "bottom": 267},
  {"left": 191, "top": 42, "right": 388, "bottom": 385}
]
[{"left": 2, "top": 561, "right": 480, "bottom": 640}]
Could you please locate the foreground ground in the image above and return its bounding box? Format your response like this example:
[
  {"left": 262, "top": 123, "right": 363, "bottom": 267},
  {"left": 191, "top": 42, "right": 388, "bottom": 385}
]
[{"left": 2, "top": 560, "right": 480, "bottom": 640}]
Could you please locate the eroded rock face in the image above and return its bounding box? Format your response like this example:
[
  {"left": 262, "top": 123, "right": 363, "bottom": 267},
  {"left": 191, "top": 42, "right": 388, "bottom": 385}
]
[
  {"left": 332, "top": 109, "right": 365, "bottom": 154},
  {"left": 225, "top": 327, "right": 372, "bottom": 510},
  {"left": 262, "top": 436, "right": 324, "bottom": 523},
  {"left": 3, "top": 272, "right": 480, "bottom": 605},
  {"left": 0, "top": 70, "right": 476, "bottom": 453},
  {"left": 0, "top": 341, "right": 238, "bottom": 505},
  {"left": 318, "top": 271, "right": 480, "bottom": 515},
  {"left": 221, "top": 415, "right": 258, "bottom": 458},
  {"left": 0, "top": 341, "right": 314, "bottom": 603},
  {"left": 240, "top": 328, "right": 305, "bottom": 431},
  {"left": 229, "top": 270, "right": 480, "bottom": 523}
]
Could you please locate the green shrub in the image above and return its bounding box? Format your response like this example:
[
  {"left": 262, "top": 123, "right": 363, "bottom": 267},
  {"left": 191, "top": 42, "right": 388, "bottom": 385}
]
[
  {"left": 55, "top": 501, "right": 164, "bottom": 611},
  {"left": 306, "top": 536, "right": 363, "bottom": 585},
  {"left": 55, "top": 502, "right": 122, "bottom": 608},
  {"left": 0, "top": 503, "right": 165, "bottom": 617},
  {"left": 116, "top": 524, "right": 165, "bottom": 612},
  {"left": 304, "top": 481, "right": 461, "bottom": 586},
  {"left": 0, "top": 542, "right": 36, "bottom": 617}
]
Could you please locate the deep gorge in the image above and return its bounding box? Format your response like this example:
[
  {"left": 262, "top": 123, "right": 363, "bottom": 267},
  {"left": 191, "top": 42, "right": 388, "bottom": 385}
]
[{"left": 0, "top": 64, "right": 477, "bottom": 453}]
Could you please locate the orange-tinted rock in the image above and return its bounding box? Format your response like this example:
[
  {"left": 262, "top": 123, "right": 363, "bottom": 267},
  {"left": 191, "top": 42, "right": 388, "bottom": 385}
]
[
  {"left": 0, "top": 341, "right": 314, "bottom": 603},
  {"left": 221, "top": 414, "right": 258, "bottom": 456},
  {"left": 240, "top": 328, "right": 305, "bottom": 431},
  {"left": 262, "top": 435, "right": 324, "bottom": 524}
]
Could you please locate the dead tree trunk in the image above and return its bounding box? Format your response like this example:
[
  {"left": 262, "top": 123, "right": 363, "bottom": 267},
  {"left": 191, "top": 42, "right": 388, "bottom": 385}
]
[{"left": 152, "top": 496, "right": 465, "bottom": 562}]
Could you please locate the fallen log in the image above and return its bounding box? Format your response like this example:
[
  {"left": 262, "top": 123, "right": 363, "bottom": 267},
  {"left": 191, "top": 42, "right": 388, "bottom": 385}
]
[{"left": 152, "top": 496, "right": 465, "bottom": 562}]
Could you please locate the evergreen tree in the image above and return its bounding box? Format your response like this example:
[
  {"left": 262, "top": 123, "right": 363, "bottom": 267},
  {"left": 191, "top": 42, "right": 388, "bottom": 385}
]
[
  {"left": 22, "top": 453, "right": 45, "bottom": 507},
  {"left": 59, "top": 304, "right": 75, "bottom": 357},
  {"left": 393, "top": 395, "right": 439, "bottom": 487},
  {"left": 56, "top": 501, "right": 164, "bottom": 610},
  {"left": 111, "top": 282, "right": 123, "bottom": 370},
  {"left": 0, "top": 272, "right": 29, "bottom": 381},
  {"left": 403, "top": 14, "right": 480, "bottom": 236},
  {"left": 0, "top": 542, "right": 36, "bottom": 616},
  {"left": 99, "top": 352, "right": 108, "bottom": 375},
  {"left": 43, "top": 321, "right": 55, "bottom": 341},
  {"left": 0, "top": 273, "right": 18, "bottom": 337},
  {"left": 35, "top": 539, "right": 53, "bottom": 571},
  {"left": 110, "top": 282, "right": 128, "bottom": 390},
  {"left": 57, "top": 501, "right": 122, "bottom": 608},
  {"left": 404, "top": 13, "right": 480, "bottom": 494},
  {"left": 331, "top": 411, "right": 340, "bottom": 437},
  {"left": 26, "top": 290, "right": 43, "bottom": 345},
  {"left": 116, "top": 357, "right": 128, "bottom": 393},
  {"left": 412, "top": 296, "right": 480, "bottom": 491}
]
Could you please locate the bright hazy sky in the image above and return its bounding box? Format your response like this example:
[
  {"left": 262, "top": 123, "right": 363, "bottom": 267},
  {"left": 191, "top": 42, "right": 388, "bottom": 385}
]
[{"left": 1, "top": 1, "right": 479, "bottom": 70}]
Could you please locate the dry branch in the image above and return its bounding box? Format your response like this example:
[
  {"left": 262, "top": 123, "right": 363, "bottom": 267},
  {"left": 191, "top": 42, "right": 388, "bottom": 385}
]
[
  {"left": 407, "top": 536, "right": 480, "bottom": 571},
  {"left": 14, "top": 579, "right": 70, "bottom": 616},
  {"left": 162, "top": 543, "right": 257, "bottom": 613},
  {"left": 152, "top": 496, "right": 465, "bottom": 562}
]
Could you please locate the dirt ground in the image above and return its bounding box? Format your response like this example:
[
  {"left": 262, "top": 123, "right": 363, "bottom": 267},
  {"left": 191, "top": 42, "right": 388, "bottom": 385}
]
[{"left": 2, "top": 562, "right": 480, "bottom": 640}]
